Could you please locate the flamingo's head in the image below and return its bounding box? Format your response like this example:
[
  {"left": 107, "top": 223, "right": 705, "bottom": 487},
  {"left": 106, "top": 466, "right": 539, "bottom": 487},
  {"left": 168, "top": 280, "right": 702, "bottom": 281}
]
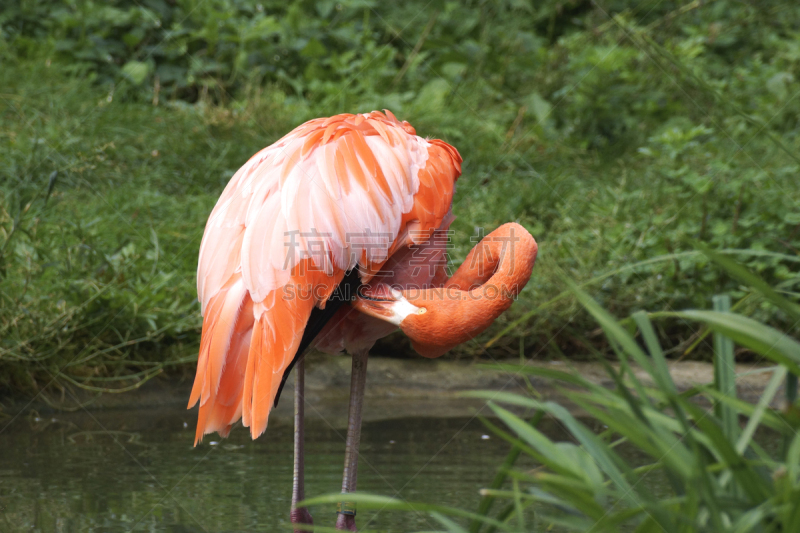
[
  {"left": 353, "top": 284, "right": 425, "bottom": 325},
  {"left": 353, "top": 223, "right": 538, "bottom": 358},
  {"left": 353, "top": 283, "right": 477, "bottom": 358}
]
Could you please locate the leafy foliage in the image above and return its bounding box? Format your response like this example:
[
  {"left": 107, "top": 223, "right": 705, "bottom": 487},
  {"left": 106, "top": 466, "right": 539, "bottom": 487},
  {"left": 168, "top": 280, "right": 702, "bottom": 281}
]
[
  {"left": 304, "top": 264, "right": 800, "bottom": 531},
  {"left": 1, "top": 0, "right": 800, "bottom": 391}
]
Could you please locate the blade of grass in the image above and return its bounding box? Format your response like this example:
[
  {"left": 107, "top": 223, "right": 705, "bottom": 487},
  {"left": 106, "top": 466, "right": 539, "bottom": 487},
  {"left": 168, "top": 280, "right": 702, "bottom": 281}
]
[
  {"left": 559, "top": 274, "right": 657, "bottom": 378},
  {"left": 679, "top": 398, "right": 772, "bottom": 504},
  {"left": 298, "top": 493, "right": 513, "bottom": 531},
  {"left": 430, "top": 511, "right": 470, "bottom": 533},
  {"left": 661, "top": 311, "right": 800, "bottom": 375},
  {"left": 598, "top": 347, "right": 654, "bottom": 423},
  {"left": 476, "top": 413, "right": 549, "bottom": 464},
  {"left": 632, "top": 311, "right": 677, "bottom": 395},
  {"left": 694, "top": 242, "right": 800, "bottom": 322},
  {"left": 475, "top": 362, "right": 603, "bottom": 391},
  {"left": 486, "top": 249, "right": 800, "bottom": 348},
  {"left": 566, "top": 394, "right": 694, "bottom": 480},
  {"left": 696, "top": 242, "right": 800, "bottom": 409},
  {"left": 511, "top": 479, "right": 525, "bottom": 531},
  {"left": 469, "top": 410, "right": 544, "bottom": 533},
  {"left": 713, "top": 295, "right": 739, "bottom": 445},
  {"left": 730, "top": 503, "right": 769, "bottom": 533},
  {"left": 470, "top": 394, "right": 658, "bottom": 518},
  {"left": 700, "top": 387, "right": 786, "bottom": 434},
  {"left": 736, "top": 366, "right": 787, "bottom": 455},
  {"left": 487, "top": 403, "right": 594, "bottom": 482}
]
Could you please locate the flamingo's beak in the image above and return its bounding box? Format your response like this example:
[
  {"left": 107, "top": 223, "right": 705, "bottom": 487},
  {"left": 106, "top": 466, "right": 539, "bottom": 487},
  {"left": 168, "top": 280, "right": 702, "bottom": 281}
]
[{"left": 352, "top": 284, "right": 423, "bottom": 326}]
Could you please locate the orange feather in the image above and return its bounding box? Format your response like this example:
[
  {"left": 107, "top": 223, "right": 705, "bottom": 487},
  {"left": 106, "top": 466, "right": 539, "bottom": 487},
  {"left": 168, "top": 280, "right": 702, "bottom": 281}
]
[{"left": 189, "top": 110, "right": 462, "bottom": 443}]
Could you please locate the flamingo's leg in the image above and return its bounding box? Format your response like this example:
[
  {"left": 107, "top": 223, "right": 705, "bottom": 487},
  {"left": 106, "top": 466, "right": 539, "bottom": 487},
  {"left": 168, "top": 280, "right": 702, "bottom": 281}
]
[
  {"left": 291, "top": 357, "right": 313, "bottom": 532},
  {"left": 335, "top": 349, "right": 369, "bottom": 531}
]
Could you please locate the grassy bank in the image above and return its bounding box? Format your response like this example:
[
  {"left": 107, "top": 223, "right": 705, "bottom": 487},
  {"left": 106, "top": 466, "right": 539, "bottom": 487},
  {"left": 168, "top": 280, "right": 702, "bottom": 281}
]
[{"left": 1, "top": 0, "right": 800, "bottom": 394}]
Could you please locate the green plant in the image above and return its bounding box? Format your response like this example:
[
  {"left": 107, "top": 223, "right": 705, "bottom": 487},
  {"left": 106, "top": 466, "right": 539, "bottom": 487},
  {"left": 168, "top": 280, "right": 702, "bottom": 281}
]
[
  {"left": 301, "top": 261, "right": 800, "bottom": 531},
  {"left": 3, "top": 0, "right": 800, "bottom": 392}
]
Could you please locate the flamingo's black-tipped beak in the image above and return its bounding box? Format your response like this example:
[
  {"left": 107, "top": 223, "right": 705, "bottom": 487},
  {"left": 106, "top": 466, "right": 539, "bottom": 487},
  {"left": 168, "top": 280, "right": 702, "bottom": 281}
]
[{"left": 353, "top": 284, "right": 423, "bottom": 326}]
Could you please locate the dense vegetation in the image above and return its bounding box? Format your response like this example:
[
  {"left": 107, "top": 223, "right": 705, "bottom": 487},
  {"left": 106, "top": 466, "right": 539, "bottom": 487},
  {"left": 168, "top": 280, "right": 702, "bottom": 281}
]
[
  {"left": 306, "top": 264, "right": 800, "bottom": 532},
  {"left": 1, "top": 0, "right": 799, "bottom": 393}
]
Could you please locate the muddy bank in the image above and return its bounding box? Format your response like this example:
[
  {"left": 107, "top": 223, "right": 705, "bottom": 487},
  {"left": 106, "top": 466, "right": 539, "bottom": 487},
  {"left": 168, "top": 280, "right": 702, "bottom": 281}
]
[{"left": 2, "top": 356, "right": 781, "bottom": 431}]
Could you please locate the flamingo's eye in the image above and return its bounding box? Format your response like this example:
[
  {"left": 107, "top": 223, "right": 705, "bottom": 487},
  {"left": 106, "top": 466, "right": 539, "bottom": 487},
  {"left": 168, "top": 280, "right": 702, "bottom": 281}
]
[{"left": 417, "top": 307, "right": 427, "bottom": 315}]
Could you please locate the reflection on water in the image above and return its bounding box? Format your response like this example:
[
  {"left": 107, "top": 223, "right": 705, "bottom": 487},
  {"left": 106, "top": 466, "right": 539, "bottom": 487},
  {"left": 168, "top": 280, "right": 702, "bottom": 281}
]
[{"left": 0, "top": 405, "right": 568, "bottom": 532}]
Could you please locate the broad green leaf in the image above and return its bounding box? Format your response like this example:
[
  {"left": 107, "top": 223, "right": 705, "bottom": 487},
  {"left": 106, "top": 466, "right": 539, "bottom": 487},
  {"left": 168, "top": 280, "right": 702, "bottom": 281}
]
[
  {"left": 526, "top": 92, "right": 552, "bottom": 124},
  {"left": 431, "top": 511, "right": 470, "bottom": 533},
  {"left": 663, "top": 311, "right": 800, "bottom": 375},
  {"left": 487, "top": 403, "right": 590, "bottom": 481},
  {"left": 121, "top": 60, "right": 150, "bottom": 85},
  {"left": 731, "top": 504, "right": 768, "bottom": 533},
  {"left": 473, "top": 394, "right": 653, "bottom": 515},
  {"left": 695, "top": 242, "right": 800, "bottom": 321},
  {"left": 528, "top": 473, "right": 607, "bottom": 518}
]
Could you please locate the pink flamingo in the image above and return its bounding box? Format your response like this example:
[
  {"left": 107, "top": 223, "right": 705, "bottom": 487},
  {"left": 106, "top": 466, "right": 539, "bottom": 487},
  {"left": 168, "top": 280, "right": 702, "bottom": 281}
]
[{"left": 188, "top": 110, "right": 538, "bottom": 531}]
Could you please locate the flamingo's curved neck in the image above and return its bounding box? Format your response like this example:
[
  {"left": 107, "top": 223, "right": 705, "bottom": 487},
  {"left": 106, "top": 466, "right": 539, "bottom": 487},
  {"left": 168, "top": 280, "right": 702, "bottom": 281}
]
[
  {"left": 401, "top": 223, "right": 538, "bottom": 357},
  {"left": 449, "top": 224, "right": 535, "bottom": 297}
]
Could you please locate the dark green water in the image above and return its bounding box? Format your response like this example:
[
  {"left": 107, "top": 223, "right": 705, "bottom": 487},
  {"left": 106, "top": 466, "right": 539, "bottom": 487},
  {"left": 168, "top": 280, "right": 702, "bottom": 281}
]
[{"left": 0, "top": 405, "right": 567, "bottom": 532}]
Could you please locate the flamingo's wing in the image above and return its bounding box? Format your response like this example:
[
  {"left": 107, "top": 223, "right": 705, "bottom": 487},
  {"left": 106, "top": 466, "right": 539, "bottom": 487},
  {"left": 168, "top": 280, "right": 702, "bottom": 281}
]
[{"left": 188, "top": 111, "right": 461, "bottom": 442}]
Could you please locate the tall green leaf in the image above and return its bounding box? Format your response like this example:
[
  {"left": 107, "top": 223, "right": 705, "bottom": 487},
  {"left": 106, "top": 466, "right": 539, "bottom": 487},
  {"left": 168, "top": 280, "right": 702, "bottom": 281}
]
[
  {"left": 712, "top": 295, "right": 739, "bottom": 445},
  {"left": 662, "top": 311, "right": 800, "bottom": 375}
]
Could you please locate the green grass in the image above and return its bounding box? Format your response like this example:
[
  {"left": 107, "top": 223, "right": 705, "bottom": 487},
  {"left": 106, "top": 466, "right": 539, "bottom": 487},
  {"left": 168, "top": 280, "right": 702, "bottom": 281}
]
[
  {"left": 301, "top": 260, "right": 800, "bottom": 531},
  {"left": 2, "top": 0, "right": 800, "bottom": 394}
]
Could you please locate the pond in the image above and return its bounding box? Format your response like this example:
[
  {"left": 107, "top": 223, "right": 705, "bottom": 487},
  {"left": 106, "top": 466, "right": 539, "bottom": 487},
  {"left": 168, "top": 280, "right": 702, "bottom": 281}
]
[
  {"left": 3, "top": 356, "right": 773, "bottom": 532},
  {"left": 1, "top": 399, "right": 576, "bottom": 532}
]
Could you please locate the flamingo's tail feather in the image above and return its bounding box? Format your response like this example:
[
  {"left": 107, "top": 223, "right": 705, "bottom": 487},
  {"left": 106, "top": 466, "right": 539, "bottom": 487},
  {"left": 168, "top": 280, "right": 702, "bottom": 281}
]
[{"left": 189, "top": 269, "right": 342, "bottom": 445}]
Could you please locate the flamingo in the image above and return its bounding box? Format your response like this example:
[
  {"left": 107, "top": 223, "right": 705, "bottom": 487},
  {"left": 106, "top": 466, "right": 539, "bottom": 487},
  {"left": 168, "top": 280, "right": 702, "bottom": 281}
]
[{"left": 188, "top": 110, "right": 538, "bottom": 531}]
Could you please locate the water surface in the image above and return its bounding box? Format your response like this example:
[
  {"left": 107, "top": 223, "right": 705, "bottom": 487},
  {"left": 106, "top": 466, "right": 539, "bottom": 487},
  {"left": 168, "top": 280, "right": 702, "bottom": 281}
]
[{"left": 0, "top": 404, "right": 564, "bottom": 532}]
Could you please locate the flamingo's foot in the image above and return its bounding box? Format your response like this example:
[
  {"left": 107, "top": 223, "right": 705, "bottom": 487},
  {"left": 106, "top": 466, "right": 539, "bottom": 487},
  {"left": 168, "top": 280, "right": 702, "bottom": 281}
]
[{"left": 290, "top": 507, "right": 313, "bottom": 533}]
